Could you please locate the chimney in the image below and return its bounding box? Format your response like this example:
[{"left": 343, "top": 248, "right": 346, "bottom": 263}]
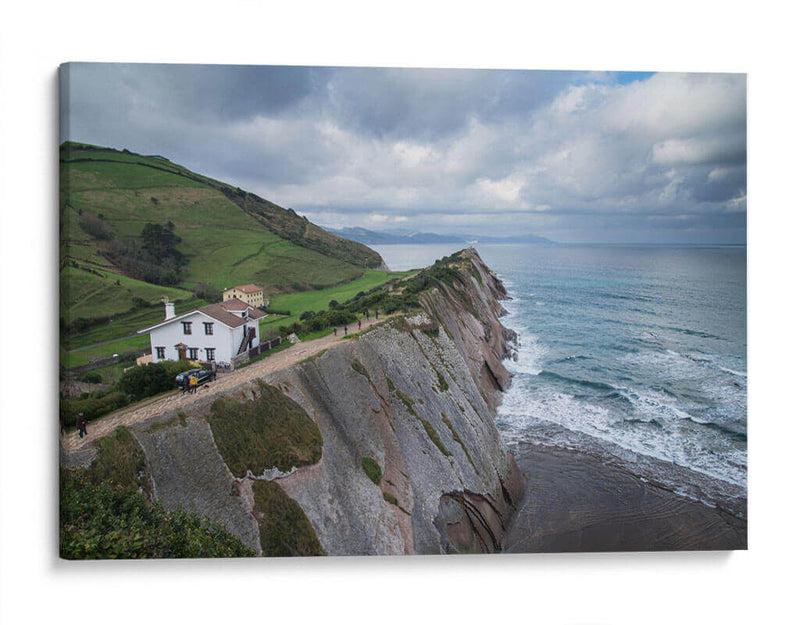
[{"left": 164, "top": 300, "right": 175, "bottom": 320}]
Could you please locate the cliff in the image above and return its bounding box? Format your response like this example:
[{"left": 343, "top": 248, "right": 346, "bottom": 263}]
[{"left": 67, "top": 249, "right": 524, "bottom": 556}]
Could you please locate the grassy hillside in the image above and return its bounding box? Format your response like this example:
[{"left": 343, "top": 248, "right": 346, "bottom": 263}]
[{"left": 60, "top": 142, "right": 387, "bottom": 356}]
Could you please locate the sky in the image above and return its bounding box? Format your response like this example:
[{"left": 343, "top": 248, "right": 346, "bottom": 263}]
[{"left": 61, "top": 63, "right": 746, "bottom": 244}]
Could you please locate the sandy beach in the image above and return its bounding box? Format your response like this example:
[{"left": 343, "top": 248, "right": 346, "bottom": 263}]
[{"left": 502, "top": 443, "right": 747, "bottom": 553}]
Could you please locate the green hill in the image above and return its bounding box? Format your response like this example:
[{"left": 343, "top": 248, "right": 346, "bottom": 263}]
[{"left": 60, "top": 141, "right": 386, "bottom": 351}]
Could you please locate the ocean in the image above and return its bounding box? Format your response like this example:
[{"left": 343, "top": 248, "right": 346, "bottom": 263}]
[{"left": 372, "top": 242, "right": 748, "bottom": 520}]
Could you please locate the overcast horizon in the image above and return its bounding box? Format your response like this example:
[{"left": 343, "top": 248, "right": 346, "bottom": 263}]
[{"left": 61, "top": 63, "right": 746, "bottom": 245}]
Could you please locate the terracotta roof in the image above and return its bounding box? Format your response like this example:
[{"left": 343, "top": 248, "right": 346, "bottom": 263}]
[
  {"left": 220, "top": 298, "right": 248, "bottom": 311},
  {"left": 196, "top": 299, "right": 266, "bottom": 328},
  {"left": 226, "top": 284, "right": 263, "bottom": 293}
]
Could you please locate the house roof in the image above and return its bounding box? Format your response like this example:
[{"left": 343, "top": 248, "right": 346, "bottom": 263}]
[
  {"left": 226, "top": 284, "right": 263, "bottom": 293},
  {"left": 199, "top": 300, "right": 266, "bottom": 327},
  {"left": 138, "top": 297, "right": 266, "bottom": 334}
]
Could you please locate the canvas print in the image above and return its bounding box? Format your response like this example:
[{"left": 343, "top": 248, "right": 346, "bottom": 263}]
[{"left": 59, "top": 63, "right": 746, "bottom": 558}]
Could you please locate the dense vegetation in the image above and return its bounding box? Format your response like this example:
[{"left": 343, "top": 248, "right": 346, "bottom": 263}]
[
  {"left": 60, "top": 426, "right": 253, "bottom": 559},
  {"left": 60, "top": 359, "right": 199, "bottom": 428},
  {"left": 107, "top": 221, "right": 188, "bottom": 285},
  {"left": 252, "top": 480, "right": 323, "bottom": 557},
  {"left": 60, "top": 470, "right": 254, "bottom": 559},
  {"left": 116, "top": 359, "right": 197, "bottom": 401},
  {"left": 207, "top": 381, "right": 323, "bottom": 477}
]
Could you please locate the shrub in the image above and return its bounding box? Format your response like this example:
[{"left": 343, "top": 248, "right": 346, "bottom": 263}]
[
  {"left": 78, "top": 213, "right": 114, "bottom": 240},
  {"left": 81, "top": 371, "right": 102, "bottom": 384},
  {"left": 59, "top": 392, "right": 129, "bottom": 428},
  {"left": 116, "top": 361, "right": 191, "bottom": 401},
  {"left": 60, "top": 469, "right": 254, "bottom": 559},
  {"left": 195, "top": 282, "right": 221, "bottom": 302}
]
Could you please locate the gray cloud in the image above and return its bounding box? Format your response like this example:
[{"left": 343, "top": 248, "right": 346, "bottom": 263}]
[{"left": 61, "top": 64, "right": 746, "bottom": 243}]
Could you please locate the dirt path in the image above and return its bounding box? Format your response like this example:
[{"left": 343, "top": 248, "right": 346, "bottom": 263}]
[{"left": 61, "top": 315, "right": 390, "bottom": 454}]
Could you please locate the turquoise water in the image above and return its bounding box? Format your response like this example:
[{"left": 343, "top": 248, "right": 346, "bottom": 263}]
[{"left": 373, "top": 243, "right": 748, "bottom": 517}]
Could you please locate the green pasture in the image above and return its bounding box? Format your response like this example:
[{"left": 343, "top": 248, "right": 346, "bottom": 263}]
[
  {"left": 60, "top": 265, "right": 193, "bottom": 322},
  {"left": 61, "top": 335, "right": 151, "bottom": 369},
  {"left": 259, "top": 269, "right": 412, "bottom": 332}
]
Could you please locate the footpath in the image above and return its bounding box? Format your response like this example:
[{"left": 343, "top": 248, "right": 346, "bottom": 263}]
[{"left": 61, "top": 316, "right": 388, "bottom": 454}]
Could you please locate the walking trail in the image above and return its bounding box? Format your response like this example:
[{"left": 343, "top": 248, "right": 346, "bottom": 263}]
[{"left": 61, "top": 315, "right": 389, "bottom": 454}]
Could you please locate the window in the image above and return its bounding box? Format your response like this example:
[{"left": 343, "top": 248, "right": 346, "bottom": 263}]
[
  {"left": 155, "top": 346, "right": 165, "bottom": 359},
  {"left": 204, "top": 322, "right": 213, "bottom": 335},
  {"left": 182, "top": 321, "right": 192, "bottom": 335},
  {"left": 205, "top": 348, "right": 216, "bottom": 361},
  {"left": 188, "top": 348, "right": 198, "bottom": 360}
]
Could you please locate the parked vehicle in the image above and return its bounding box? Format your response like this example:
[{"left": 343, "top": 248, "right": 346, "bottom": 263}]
[{"left": 175, "top": 367, "right": 215, "bottom": 391}]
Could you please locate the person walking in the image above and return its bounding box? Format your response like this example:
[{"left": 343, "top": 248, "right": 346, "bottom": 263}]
[
  {"left": 77, "top": 412, "right": 87, "bottom": 438},
  {"left": 344, "top": 325, "right": 348, "bottom": 334},
  {"left": 358, "top": 319, "right": 361, "bottom": 330},
  {"left": 334, "top": 327, "right": 337, "bottom": 336},
  {"left": 189, "top": 374, "right": 198, "bottom": 394}
]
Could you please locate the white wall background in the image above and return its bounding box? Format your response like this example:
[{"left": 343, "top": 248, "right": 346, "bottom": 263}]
[{"left": 2, "top": 2, "right": 797, "bottom": 624}]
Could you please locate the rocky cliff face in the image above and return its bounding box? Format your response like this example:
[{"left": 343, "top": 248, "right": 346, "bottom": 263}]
[{"left": 89, "top": 249, "right": 524, "bottom": 556}]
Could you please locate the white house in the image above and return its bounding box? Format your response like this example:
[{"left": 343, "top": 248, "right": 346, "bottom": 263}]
[{"left": 139, "top": 298, "right": 266, "bottom": 364}]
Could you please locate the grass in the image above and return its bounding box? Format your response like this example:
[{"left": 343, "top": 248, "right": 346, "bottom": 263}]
[
  {"left": 419, "top": 418, "right": 452, "bottom": 457},
  {"left": 60, "top": 142, "right": 393, "bottom": 371},
  {"left": 60, "top": 264, "right": 193, "bottom": 323},
  {"left": 60, "top": 144, "right": 383, "bottom": 295},
  {"left": 87, "top": 426, "right": 152, "bottom": 497},
  {"left": 351, "top": 359, "right": 369, "bottom": 378},
  {"left": 441, "top": 413, "right": 476, "bottom": 471},
  {"left": 382, "top": 492, "right": 398, "bottom": 506},
  {"left": 60, "top": 335, "right": 150, "bottom": 368},
  {"left": 435, "top": 369, "right": 449, "bottom": 392},
  {"left": 258, "top": 269, "right": 412, "bottom": 332},
  {"left": 252, "top": 480, "right": 323, "bottom": 557},
  {"left": 361, "top": 457, "right": 382, "bottom": 485},
  {"left": 206, "top": 381, "right": 323, "bottom": 478}
]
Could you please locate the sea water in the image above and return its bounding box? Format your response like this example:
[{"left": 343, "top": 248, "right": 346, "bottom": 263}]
[{"left": 373, "top": 242, "right": 748, "bottom": 518}]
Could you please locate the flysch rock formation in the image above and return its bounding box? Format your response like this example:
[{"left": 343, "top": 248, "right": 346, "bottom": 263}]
[{"left": 67, "top": 248, "right": 525, "bottom": 556}]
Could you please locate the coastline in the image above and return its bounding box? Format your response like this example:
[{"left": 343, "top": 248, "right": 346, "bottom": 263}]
[{"left": 502, "top": 441, "right": 747, "bottom": 552}]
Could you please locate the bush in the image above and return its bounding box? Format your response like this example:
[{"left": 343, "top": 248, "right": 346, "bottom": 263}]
[
  {"left": 195, "top": 282, "right": 221, "bottom": 302},
  {"left": 60, "top": 469, "right": 254, "bottom": 559},
  {"left": 81, "top": 371, "right": 102, "bottom": 384},
  {"left": 116, "top": 361, "right": 191, "bottom": 401},
  {"left": 60, "top": 392, "right": 129, "bottom": 428},
  {"left": 78, "top": 213, "right": 114, "bottom": 240}
]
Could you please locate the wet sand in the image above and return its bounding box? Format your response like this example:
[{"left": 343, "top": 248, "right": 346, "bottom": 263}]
[{"left": 502, "top": 443, "right": 747, "bottom": 553}]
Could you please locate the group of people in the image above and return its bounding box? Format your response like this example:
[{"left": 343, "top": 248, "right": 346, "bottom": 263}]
[
  {"left": 181, "top": 374, "right": 199, "bottom": 394},
  {"left": 334, "top": 310, "right": 380, "bottom": 337}
]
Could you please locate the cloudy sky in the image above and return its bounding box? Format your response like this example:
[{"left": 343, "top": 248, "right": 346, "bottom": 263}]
[{"left": 61, "top": 63, "right": 746, "bottom": 244}]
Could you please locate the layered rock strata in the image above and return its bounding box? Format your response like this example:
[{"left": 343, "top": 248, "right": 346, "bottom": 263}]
[{"left": 66, "top": 249, "right": 524, "bottom": 555}]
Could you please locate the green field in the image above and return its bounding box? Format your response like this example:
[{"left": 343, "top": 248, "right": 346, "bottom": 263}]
[
  {"left": 60, "top": 142, "right": 392, "bottom": 370},
  {"left": 260, "top": 269, "right": 413, "bottom": 332},
  {"left": 61, "top": 335, "right": 151, "bottom": 368}
]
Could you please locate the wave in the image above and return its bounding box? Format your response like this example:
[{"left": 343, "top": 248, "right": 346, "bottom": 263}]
[{"left": 538, "top": 370, "right": 619, "bottom": 393}]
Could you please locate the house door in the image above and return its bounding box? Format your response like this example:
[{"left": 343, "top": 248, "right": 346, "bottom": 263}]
[{"left": 177, "top": 346, "right": 187, "bottom": 360}]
